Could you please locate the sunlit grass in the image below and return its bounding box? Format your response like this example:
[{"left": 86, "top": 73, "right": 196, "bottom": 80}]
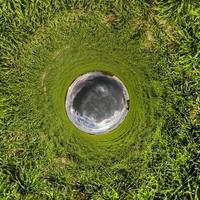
[{"left": 0, "top": 1, "right": 199, "bottom": 199}]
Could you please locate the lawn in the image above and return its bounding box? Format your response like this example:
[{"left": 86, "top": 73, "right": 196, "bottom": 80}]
[{"left": 0, "top": 0, "right": 199, "bottom": 199}]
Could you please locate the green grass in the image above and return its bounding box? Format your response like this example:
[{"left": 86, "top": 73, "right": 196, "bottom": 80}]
[{"left": 0, "top": 0, "right": 199, "bottom": 199}]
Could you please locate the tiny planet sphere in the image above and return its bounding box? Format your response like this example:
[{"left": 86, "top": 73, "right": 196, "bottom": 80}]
[{"left": 66, "top": 72, "right": 129, "bottom": 134}]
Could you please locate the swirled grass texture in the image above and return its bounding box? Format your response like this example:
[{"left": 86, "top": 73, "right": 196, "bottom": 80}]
[
  {"left": 1, "top": 1, "right": 199, "bottom": 199},
  {"left": 36, "top": 15, "right": 160, "bottom": 167}
]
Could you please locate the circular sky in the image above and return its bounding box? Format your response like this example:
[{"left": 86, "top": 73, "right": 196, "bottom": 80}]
[{"left": 66, "top": 72, "right": 129, "bottom": 134}]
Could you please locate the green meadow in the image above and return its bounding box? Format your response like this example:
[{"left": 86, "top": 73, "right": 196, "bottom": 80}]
[{"left": 0, "top": 1, "right": 199, "bottom": 199}]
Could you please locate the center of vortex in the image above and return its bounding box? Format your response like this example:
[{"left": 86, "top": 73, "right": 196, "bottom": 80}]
[{"left": 66, "top": 72, "right": 129, "bottom": 134}]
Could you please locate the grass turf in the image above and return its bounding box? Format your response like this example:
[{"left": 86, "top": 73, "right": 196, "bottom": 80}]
[{"left": 0, "top": 0, "right": 199, "bottom": 199}]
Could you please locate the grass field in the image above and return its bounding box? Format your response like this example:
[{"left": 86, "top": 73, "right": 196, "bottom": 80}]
[{"left": 0, "top": 0, "right": 199, "bottom": 199}]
